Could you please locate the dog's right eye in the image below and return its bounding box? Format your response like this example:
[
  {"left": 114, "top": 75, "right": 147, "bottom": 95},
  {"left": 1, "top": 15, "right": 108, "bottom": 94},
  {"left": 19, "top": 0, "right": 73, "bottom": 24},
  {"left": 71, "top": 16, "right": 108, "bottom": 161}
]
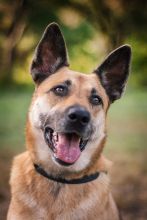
[
  {"left": 52, "top": 85, "right": 68, "bottom": 97},
  {"left": 90, "top": 95, "right": 103, "bottom": 106}
]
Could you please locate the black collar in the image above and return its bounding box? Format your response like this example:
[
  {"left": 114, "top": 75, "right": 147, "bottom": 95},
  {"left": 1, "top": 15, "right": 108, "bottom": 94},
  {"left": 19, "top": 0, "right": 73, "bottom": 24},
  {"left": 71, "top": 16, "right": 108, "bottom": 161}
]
[{"left": 34, "top": 164, "right": 99, "bottom": 184}]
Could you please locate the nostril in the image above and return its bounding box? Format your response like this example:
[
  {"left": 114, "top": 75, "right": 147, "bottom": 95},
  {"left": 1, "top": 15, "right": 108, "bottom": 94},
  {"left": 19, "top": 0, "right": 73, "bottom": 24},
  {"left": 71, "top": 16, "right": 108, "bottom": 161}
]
[
  {"left": 68, "top": 113, "right": 77, "bottom": 121},
  {"left": 81, "top": 116, "right": 90, "bottom": 124}
]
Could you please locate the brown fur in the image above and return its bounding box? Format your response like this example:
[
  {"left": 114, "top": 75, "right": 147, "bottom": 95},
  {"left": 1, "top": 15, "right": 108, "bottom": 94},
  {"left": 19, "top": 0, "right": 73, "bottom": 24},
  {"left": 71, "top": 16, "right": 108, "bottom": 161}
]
[{"left": 7, "top": 67, "right": 120, "bottom": 220}]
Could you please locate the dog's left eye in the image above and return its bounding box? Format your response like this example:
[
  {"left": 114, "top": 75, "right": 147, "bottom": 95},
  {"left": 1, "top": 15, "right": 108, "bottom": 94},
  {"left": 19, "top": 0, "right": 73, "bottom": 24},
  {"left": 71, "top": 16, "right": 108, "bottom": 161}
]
[
  {"left": 90, "top": 95, "right": 102, "bottom": 106},
  {"left": 52, "top": 85, "right": 68, "bottom": 96}
]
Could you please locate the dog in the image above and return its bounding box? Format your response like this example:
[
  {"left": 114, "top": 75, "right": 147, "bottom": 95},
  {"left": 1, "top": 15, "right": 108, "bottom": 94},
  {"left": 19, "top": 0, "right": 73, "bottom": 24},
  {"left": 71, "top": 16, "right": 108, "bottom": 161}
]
[{"left": 7, "top": 23, "right": 131, "bottom": 220}]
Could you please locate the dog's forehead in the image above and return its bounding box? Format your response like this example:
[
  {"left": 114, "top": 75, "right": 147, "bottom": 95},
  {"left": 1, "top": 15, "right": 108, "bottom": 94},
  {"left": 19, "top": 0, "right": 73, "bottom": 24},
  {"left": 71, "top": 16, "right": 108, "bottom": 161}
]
[
  {"left": 37, "top": 67, "right": 105, "bottom": 93},
  {"left": 36, "top": 67, "right": 109, "bottom": 109}
]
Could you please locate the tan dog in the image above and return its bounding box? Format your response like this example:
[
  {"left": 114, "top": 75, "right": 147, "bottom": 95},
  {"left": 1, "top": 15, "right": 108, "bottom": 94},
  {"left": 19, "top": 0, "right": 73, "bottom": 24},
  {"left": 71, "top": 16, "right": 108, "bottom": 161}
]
[{"left": 7, "top": 23, "right": 131, "bottom": 220}]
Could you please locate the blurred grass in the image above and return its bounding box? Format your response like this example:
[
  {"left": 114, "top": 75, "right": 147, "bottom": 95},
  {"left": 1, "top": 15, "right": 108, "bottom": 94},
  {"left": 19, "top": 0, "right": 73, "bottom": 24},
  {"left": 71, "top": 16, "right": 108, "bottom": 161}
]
[
  {"left": 0, "top": 87, "right": 147, "bottom": 155},
  {"left": 106, "top": 89, "right": 147, "bottom": 154},
  {"left": 0, "top": 87, "right": 33, "bottom": 152}
]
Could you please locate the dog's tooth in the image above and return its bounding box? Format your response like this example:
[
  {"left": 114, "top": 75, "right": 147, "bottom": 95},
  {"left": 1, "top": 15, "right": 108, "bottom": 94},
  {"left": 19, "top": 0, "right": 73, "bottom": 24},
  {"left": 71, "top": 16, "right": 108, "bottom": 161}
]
[
  {"left": 46, "top": 133, "right": 50, "bottom": 141},
  {"left": 53, "top": 132, "right": 58, "bottom": 142},
  {"left": 53, "top": 134, "right": 57, "bottom": 142}
]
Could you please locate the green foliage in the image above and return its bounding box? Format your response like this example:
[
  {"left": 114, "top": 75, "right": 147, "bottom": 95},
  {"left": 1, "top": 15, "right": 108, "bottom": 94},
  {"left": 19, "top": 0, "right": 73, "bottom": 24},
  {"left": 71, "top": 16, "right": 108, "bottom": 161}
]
[
  {"left": 128, "top": 37, "right": 147, "bottom": 87},
  {"left": 62, "top": 22, "right": 101, "bottom": 73},
  {"left": 1, "top": 0, "right": 147, "bottom": 88}
]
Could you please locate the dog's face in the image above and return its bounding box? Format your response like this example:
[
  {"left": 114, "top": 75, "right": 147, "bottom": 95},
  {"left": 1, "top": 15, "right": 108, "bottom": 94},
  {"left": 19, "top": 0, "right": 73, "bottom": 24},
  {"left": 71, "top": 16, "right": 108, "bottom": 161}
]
[{"left": 28, "top": 23, "right": 131, "bottom": 174}]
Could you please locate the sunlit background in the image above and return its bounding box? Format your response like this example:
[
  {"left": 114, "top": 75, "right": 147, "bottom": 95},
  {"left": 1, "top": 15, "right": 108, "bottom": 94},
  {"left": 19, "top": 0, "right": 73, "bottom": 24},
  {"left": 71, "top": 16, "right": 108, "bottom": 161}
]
[{"left": 0, "top": 0, "right": 147, "bottom": 219}]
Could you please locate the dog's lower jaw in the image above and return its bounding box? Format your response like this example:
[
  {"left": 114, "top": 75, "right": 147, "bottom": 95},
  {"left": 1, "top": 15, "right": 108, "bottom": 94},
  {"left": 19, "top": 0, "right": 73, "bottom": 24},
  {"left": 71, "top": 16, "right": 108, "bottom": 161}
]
[
  {"left": 26, "top": 129, "right": 107, "bottom": 183},
  {"left": 26, "top": 120, "right": 107, "bottom": 179}
]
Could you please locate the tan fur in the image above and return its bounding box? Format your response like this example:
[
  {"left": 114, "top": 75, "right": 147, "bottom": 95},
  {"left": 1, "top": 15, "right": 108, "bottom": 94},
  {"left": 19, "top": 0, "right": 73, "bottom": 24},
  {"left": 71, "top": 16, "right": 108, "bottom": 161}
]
[{"left": 8, "top": 67, "right": 120, "bottom": 220}]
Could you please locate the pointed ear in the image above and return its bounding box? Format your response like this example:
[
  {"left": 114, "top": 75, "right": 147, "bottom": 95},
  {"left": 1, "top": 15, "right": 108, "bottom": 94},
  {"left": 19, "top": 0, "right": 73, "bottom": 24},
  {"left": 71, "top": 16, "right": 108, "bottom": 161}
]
[
  {"left": 94, "top": 45, "right": 131, "bottom": 102},
  {"left": 30, "top": 23, "right": 69, "bottom": 84}
]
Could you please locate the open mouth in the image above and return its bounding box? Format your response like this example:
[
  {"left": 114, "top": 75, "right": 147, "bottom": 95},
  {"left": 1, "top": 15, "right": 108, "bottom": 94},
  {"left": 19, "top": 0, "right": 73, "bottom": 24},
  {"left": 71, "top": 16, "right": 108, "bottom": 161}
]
[{"left": 44, "top": 127, "right": 88, "bottom": 166}]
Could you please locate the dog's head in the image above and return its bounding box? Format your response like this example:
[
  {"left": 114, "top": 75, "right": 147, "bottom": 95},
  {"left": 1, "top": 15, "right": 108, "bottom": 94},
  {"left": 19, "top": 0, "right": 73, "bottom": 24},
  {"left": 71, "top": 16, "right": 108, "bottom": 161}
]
[{"left": 27, "top": 23, "right": 131, "bottom": 174}]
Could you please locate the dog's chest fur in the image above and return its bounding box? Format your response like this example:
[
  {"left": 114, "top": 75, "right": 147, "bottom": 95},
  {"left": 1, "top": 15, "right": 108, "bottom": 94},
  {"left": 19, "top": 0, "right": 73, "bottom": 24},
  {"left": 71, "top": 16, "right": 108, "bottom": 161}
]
[{"left": 9, "top": 152, "right": 119, "bottom": 220}]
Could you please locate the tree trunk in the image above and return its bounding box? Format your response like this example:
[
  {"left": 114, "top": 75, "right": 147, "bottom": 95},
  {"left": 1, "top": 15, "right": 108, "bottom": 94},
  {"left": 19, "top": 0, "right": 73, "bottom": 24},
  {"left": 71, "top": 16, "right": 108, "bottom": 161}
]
[{"left": 0, "top": 0, "right": 27, "bottom": 84}]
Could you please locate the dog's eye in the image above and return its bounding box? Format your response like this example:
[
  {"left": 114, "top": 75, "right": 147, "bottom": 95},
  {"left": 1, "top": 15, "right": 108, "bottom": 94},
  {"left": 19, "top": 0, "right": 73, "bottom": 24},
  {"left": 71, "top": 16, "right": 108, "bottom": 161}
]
[
  {"left": 52, "top": 85, "right": 68, "bottom": 96},
  {"left": 90, "top": 95, "right": 102, "bottom": 106}
]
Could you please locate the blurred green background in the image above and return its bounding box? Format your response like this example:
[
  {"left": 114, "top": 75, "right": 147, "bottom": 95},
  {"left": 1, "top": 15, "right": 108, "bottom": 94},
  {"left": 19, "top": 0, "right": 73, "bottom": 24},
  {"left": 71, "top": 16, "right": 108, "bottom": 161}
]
[{"left": 0, "top": 0, "right": 147, "bottom": 219}]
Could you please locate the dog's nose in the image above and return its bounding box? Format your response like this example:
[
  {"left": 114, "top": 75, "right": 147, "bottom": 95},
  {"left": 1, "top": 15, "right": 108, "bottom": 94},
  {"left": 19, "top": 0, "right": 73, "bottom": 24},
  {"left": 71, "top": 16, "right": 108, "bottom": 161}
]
[{"left": 67, "top": 106, "right": 90, "bottom": 126}]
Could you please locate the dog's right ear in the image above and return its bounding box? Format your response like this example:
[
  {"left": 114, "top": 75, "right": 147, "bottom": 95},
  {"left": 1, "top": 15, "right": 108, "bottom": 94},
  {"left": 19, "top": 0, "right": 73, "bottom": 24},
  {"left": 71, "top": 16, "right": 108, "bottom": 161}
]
[
  {"left": 30, "top": 23, "right": 69, "bottom": 84},
  {"left": 94, "top": 45, "right": 131, "bottom": 103}
]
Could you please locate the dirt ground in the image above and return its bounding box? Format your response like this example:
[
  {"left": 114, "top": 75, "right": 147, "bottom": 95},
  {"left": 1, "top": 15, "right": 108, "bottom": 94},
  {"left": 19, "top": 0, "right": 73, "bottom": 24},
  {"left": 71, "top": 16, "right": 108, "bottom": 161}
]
[
  {"left": 111, "top": 152, "right": 147, "bottom": 220},
  {"left": 0, "top": 150, "right": 147, "bottom": 220}
]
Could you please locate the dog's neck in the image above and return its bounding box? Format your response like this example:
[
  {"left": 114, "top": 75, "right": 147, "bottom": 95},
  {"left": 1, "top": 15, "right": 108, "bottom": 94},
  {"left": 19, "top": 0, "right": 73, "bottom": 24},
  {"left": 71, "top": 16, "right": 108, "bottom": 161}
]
[
  {"left": 34, "top": 163, "right": 100, "bottom": 184},
  {"left": 33, "top": 154, "right": 111, "bottom": 184}
]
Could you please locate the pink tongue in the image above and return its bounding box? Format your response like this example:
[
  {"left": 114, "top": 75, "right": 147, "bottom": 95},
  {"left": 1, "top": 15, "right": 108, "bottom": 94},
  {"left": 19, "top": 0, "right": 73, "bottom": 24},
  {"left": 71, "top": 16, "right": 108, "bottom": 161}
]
[{"left": 54, "top": 134, "right": 81, "bottom": 164}]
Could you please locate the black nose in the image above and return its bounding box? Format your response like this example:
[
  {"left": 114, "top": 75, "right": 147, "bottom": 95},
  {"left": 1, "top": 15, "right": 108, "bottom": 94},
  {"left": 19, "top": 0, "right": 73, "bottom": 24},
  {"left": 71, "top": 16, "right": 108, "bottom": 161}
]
[{"left": 67, "top": 105, "right": 90, "bottom": 126}]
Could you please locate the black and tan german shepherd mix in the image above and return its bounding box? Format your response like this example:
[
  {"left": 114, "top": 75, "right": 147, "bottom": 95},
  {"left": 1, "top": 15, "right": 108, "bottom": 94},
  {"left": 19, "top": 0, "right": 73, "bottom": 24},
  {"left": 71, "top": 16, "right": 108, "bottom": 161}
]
[{"left": 7, "top": 23, "right": 131, "bottom": 220}]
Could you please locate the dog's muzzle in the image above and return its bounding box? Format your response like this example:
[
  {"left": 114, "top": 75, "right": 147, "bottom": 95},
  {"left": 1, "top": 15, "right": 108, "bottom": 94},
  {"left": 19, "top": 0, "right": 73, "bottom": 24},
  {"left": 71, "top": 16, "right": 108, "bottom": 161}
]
[{"left": 44, "top": 105, "right": 91, "bottom": 166}]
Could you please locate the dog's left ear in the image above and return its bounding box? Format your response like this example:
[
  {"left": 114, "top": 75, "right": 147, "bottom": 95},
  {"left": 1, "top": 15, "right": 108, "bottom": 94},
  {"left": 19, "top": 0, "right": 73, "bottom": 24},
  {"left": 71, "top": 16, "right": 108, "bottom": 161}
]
[
  {"left": 94, "top": 45, "right": 131, "bottom": 102},
  {"left": 30, "top": 23, "right": 69, "bottom": 84}
]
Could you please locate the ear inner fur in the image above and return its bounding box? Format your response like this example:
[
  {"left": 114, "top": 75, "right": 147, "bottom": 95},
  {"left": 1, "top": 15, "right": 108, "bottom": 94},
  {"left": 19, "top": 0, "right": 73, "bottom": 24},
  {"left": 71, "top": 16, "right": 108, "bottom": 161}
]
[
  {"left": 94, "top": 45, "right": 131, "bottom": 102},
  {"left": 30, "top": 23, "right": 69, "bottom": 84}
]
